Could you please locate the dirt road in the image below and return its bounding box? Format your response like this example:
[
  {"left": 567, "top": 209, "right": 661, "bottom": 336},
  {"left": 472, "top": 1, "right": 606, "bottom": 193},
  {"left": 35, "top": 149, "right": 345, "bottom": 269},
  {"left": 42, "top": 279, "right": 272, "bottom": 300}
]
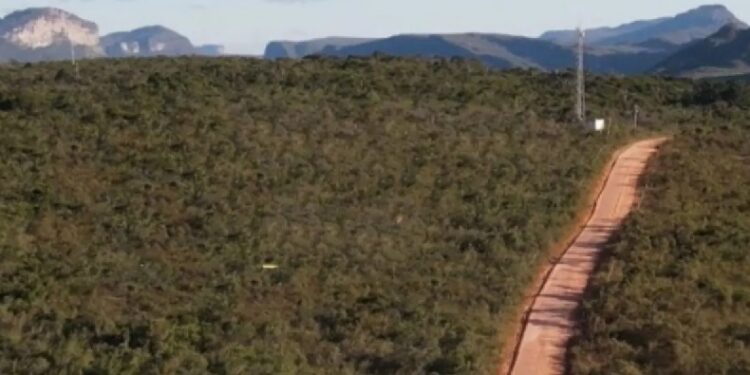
[{"left": 508, "top": 138, "right": 667, "bottom": 375}]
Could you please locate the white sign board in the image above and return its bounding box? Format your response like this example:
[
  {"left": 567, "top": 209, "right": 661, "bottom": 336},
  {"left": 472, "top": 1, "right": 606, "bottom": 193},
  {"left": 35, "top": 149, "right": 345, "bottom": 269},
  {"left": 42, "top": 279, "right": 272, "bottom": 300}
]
[{"left": 592, "top": 119, "right": 606, "bottom": 132}]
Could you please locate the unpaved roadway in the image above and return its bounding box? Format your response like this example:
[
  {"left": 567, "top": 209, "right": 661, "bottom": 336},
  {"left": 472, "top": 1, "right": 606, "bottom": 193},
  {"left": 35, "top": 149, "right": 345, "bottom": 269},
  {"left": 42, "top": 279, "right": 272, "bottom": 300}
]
[{"left": 508, "top": 138, "right": 667, "bottom": 375}]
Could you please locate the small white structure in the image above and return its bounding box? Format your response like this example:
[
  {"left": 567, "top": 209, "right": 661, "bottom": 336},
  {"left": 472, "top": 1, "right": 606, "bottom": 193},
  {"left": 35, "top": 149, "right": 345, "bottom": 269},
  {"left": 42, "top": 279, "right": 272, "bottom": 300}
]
[{"left": 590, "top": 118, "right": 606, "bottom": 132}]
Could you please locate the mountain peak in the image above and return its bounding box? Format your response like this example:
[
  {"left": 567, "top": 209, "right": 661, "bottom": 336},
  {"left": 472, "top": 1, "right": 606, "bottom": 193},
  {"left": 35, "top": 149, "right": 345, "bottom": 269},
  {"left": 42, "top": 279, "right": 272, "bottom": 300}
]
[
  {"left": 0, "top": 7, "right": 223, "bottom": 62},
  {"left": 131, "top": 25, "right": 174, "bottom": 34},
  {"left": 541, "top": 4, "right": 746, "bottom": 46},
  {"left": 676, "top": 4, "right": 743, "bottom": 24},
  {"left": 692, "top": 4, "right": 730, "bottom": 11},
  {"left": 653, "top": 22, "right": 750, "bottom": 78},
  {"left": 101, "top": 25, "right": 196, "bottom": 57},
  {"left": 690, "top": 4, "right": 733, "bottom": 14},
  {"left": 3, "top": 7, "right": 79, "bottom": 20},
  {"left": 0, "top": 7, "right": 99, "bottom": 49}
]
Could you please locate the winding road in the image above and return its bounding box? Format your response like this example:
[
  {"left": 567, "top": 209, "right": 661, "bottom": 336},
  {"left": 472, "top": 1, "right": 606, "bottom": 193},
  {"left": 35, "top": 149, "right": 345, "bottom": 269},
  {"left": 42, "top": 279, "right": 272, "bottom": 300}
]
[{"left": 508, "top": 138, "right": 668, "bottom": 375}]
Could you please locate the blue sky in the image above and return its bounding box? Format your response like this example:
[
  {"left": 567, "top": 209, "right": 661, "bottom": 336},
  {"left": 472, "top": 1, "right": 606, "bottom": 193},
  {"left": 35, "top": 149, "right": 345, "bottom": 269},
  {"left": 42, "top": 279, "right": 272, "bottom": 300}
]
[{"left": 4, "top": 1, "right": 750, "bottom": 55}]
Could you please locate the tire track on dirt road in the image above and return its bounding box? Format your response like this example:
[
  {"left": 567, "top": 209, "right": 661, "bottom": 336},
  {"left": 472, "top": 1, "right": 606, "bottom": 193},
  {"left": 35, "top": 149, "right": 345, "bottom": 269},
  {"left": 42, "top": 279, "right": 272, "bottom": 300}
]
[{"left": 507, "top": 138, "right": 668, "bottom": 375}]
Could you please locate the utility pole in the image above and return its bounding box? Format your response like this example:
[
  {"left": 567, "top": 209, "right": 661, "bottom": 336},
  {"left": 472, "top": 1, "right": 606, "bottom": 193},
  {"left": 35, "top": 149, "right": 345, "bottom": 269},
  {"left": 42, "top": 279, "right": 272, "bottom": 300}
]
[
  {"left": 70, "top": 42, "right": 80, "bottom": 80},
  {"left": 576, "top": 27, "right": 586, "bottom": 125}
]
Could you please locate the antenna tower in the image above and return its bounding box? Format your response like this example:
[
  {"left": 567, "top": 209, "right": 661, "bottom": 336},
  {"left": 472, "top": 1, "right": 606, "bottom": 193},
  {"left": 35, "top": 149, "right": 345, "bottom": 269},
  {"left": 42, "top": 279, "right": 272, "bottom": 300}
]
[{"left": 576, "top": 27, "right": 586, "bottom": 124}]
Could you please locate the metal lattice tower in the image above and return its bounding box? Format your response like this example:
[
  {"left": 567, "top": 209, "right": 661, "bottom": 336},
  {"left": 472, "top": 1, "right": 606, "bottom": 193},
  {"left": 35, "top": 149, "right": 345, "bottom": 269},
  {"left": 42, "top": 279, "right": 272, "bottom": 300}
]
[{"left": 576, "top": 28, "right": 586, "bottom": 124}]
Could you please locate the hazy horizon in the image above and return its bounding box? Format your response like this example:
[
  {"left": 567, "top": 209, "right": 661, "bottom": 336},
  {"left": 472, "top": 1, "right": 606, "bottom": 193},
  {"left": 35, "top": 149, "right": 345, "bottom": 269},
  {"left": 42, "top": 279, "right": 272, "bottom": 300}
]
[{"left": 4, "top": 1, "right": 750, "bottom": 55}]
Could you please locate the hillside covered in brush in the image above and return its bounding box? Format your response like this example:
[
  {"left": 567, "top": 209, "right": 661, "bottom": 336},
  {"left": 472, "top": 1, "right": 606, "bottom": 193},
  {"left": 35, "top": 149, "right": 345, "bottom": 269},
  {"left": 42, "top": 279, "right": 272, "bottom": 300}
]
[
  {"left": 0, "top": 56, "right": 744, "bottom": 374},
  {"left": 571, "top": 121, "right": 750, "bottom": 375}
]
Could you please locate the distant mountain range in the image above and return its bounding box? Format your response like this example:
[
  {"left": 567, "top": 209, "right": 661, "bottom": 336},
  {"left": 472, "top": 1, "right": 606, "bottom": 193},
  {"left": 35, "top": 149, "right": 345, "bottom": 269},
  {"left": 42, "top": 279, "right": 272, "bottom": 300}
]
[
  {"left": 267, "top": 33, "right": 684, "bottom": 75},
  {"left": 0, "top": 8, "right": 223, "bottom": 62},
  {"left": 541, "top": 5, "right": 745, "bottom": 46},
  {"left": 654, "top": 23, "right": 750, "bottom": 78},
  {"left": 3, "top": 5, "right": 750, "bottom": 78},
  {"left": 265, "top": 4, "right": 747, "bottom": 76},
  {"left": 265, "top": 37, "right": 374, "bottom": 59}
]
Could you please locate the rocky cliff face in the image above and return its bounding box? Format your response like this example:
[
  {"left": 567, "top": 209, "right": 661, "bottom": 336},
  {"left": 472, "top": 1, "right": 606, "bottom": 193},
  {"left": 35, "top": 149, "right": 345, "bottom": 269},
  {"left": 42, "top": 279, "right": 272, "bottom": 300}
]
[
  {"left": 101, "top": 26, "right": 197, "bottom": 57},
  {"left": 0, "top": 7, "right": 223, "bottom": 62},
  {"left": 0, "top": 8, "right": 100, "bottom": 49},
  {"left": 0, "top": 7, "right": 104, "bottom": 61}
]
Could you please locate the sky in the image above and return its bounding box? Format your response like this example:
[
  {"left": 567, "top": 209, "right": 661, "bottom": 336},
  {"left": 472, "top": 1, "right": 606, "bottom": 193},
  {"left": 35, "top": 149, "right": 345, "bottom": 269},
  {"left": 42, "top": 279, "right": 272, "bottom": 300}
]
[{"left": 4, "top": 1, "right": 750, "bottom": 55}]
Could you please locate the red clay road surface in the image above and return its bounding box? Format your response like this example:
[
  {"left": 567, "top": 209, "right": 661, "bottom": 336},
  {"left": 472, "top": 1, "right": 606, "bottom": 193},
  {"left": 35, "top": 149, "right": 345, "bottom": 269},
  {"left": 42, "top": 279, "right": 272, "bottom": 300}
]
[{"left": 509, "top": 138, "right": 667, "bottom": 375}]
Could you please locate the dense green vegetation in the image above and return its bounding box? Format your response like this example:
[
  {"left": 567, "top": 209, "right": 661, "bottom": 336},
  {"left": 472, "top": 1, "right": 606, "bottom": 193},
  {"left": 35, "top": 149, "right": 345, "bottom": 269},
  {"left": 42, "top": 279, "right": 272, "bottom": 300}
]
[
  {"left": 0, "top": 56, "right": 733, "bottom": 374},
  {"left": 571, "top": 123, "right": 750, "bottom": 374}
]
